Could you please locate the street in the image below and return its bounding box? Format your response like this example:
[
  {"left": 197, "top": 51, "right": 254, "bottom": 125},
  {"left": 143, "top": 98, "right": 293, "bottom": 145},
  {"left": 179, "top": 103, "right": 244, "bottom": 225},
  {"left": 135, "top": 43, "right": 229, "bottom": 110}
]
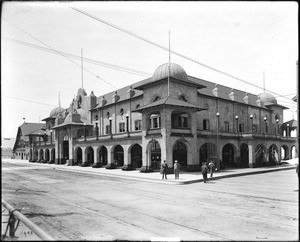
[{"left": 2, "top": 160, "right": 299, "bottom": 241}]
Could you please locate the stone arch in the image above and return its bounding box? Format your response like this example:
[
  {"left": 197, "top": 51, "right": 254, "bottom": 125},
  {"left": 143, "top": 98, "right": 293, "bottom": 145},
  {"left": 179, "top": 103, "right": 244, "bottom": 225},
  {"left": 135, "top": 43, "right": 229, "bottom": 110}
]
[
  {"left": 74, "top": 146, "right": 83, "bottom": 165},
  {"left": 146, "top": 139, "right": 161, "bottom": 170},
  {"left": 255, "top": 144, "right": 266, "bottom": 167},
  {"left": 222, "top": 143, "right": 237, "bottom": 168},
  {"left": 129, "top": 143, "right": 142, "bottom": 168},
  {"left": 199, "top": 142, "right": 217, "bottom": 165},
  {"left": 45, "top": 149, "right": 50, "bottom": 162},
  {"left": 173, "top": 140, "right": 189, "bottom": 167},
  {"left": 50, "top": 148, "right": 55, "bottom": 163},
  {"left": 112, "top": 145, "right": 124, "bottom": 167},
  {"left": 33, "top": 149, "right": 38, "bottom": 161},
  {"left": 281, "top": 145, "right": 289, "bottom": 160},
  {"left": 240, "top": 143, "right": 249, "bottom": 168},
  {"left": 267, "top": 144, "right": 279, "bottom": 166},
  {"left": 85, "top": 146, "right": 94, "bottom": 166},
  {"left": 98, "top": 146, "right": 108, "bottom": 166}
]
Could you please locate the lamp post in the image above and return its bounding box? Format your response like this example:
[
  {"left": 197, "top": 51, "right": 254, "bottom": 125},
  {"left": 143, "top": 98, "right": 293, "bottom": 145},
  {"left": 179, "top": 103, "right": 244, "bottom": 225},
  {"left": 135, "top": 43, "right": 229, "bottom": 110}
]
[
  {"left": 44, "top": 131, "right": 46, "bottom": 145},
  {"left": 109, "top": 117, "right": 112, "bottom": 138},
  {"left": 126, "top": 114, "right": 129, "bottom": 133},
  {"left": 287, "top": 123, "right": 290, "bottom": 137},
  {"left": 250, "top": 114, "right": 253, "bottom": 133},
  {"left": 39, "top": 133, "right": 41, "bottom": 146},
  {"left": 50, "top": 130, "right": 53, "bottom": 144},
  {"left": 216, "top": 112, "right": 220, "bottom": 159},
  {"left": 264, "top": 116, "right": 268, "bottom": 134},
  {"left": 276, "top": 119, "right": 279, "bottom": 135},
  {"left": 84, "top": 123, "right": 86, "bottom": 141},
  {"left": 95, "top": 119, "right": 99, "bottom": 140},
  {"left": 235, "top": 115, "right": 239, "bottom": 134}
]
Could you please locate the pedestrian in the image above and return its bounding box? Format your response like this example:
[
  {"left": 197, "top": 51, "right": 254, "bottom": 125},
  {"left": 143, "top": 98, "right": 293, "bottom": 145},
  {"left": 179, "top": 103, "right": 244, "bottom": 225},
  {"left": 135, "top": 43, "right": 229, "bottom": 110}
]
[
  {"left": 201, "top": 162, "right": 209, "bottom": 183},
  {"left": 208, "top": 160, "right": 215, "bottom": 178},
  {"left": 161, "top": 160, "right": 168, "bottom": 180},
  {"left": 174, "top": 160, "right": 181, "bottom": 179}
]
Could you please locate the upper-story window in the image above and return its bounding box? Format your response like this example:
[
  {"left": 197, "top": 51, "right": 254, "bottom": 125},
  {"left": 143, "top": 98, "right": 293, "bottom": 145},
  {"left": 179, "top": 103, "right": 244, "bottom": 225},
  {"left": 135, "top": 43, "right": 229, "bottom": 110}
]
[
  {"left": 135, "top": 120, "right": 142, "bottom": 131},
  {"left": 120, "top": 108, "right": 124, "bottom": 116},
  {"left": 239, "top": 123, "right": 245, "bottom": 133},
  {"left": 150, "top": 113, "right": 161, "bottom": 129},
  {"left": 119, "top": 122, "right": 125, "bottom": 133},
  {"left": 224, "top": 121, "right": 230, "bottom": 132},
  {"left": 203, "top": 119, "right": 210, "bottom": 130}
]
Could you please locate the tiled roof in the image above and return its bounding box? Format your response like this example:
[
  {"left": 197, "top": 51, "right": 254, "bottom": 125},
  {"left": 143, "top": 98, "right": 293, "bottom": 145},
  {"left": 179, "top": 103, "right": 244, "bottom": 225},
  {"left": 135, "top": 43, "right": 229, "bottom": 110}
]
[
  {"left": 282, "top": 119, "right": 298, "bottom": 128},
  {"left": 133, "top": 96, "right": 207, "bottom": 112},
  {"left": 19, "top": 123, "right": 45, "bottom": 136}
]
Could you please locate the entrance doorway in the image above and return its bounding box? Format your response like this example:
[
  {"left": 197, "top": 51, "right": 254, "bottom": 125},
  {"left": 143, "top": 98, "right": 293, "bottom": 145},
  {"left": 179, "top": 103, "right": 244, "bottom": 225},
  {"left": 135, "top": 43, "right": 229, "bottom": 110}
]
[
  {"left": 131, "top": 144, "right": 142, "bottom": 168},
  {"left": 150, "top": 140, "right": 161, "bottom": 170},
  {"left": 173, "top": 141, "right": 187, "bottom": 167}
]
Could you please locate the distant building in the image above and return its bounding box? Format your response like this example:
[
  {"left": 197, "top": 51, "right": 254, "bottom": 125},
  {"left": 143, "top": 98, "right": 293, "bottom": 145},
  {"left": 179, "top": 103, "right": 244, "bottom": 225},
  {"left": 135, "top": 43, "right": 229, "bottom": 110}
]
[
  {"left": 12, "top": 122, "right": 45, "bottom": 160},
  {"left": 18, "top": 63, "right": 297, "bottom": 171},
  {"left": 1, "top": 137, "right": 16, "bottom": 158}
]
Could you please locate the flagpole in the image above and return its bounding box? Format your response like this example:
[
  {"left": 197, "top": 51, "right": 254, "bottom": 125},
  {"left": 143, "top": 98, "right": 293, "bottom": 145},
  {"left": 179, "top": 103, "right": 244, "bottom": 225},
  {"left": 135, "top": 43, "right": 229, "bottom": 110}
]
[
  {"left": 168, "top": 31, "right": 170, "bottom": 97},
  {"left": 81, "top": 48, "right": 83, "bottom": 89}
]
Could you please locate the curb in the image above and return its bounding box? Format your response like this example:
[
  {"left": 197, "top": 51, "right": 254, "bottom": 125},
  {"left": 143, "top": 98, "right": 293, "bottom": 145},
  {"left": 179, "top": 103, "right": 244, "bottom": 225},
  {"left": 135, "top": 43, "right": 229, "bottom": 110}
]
[{"left": 176, "top": 166, "right": 295, "bottom": 185}]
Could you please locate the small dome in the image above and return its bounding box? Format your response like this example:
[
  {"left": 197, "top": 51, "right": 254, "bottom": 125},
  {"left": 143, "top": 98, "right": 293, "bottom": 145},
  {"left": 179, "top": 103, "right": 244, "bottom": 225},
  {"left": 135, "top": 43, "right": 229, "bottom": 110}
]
[
  {"left": 258, "top": 92, "right": 277, "bottom": 105},
  {"left": 77, "top": 88, "right": 87, "bottom": 96},
  {"left": 153, "top": 63, "right": 188, "bottom": 82},
  {"left": 50, "top": 107, "right": 65, "bottom": 117}
]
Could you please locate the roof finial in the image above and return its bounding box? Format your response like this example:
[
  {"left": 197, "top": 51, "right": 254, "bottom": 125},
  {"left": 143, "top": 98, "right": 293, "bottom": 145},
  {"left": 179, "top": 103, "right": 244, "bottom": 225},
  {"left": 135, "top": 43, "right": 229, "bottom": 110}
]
[
  {"left": 59, "top": 91, "right": 61, "bottom": 108},
  {"left": 168, "top": 31, "right": 171, "bottom": 97},
  {"left": 263, "top": 71, "right": 265, "bottom": 92}
]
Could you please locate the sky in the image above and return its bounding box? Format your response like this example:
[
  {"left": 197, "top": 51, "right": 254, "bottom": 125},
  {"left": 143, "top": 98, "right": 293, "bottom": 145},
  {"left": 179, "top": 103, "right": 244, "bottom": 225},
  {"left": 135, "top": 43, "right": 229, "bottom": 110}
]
[{"left": 1, "top": 1, "right": 298, "bottom": 138}]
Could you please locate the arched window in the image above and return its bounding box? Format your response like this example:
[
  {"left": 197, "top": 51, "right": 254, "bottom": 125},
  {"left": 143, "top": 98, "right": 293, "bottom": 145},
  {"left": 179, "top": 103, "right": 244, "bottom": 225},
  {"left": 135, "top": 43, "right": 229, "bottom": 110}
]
[
  {"left": 179, "top": 95, "right": 187, "bottom": 102},
  {"left": 150, "top": 113, "right": 161, "bottom": 129},
  {"left": 153, "top": 96, "right": 161, "bottom": 102}
]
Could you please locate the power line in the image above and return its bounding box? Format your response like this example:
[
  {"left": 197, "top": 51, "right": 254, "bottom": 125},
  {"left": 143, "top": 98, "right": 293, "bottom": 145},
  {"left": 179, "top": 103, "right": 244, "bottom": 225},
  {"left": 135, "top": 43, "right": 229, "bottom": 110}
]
[
  {"left": 4, "top": 37, "right": 152, "bottom": 77},
  {"left": 3, "top": 95, "right": 57, "bottom": 107},
  {"left": 71, "top": 7, "right": 296, "bottom": 103},
  {"left": 2, "top": 17, "right": 118, "bottom": 90}
]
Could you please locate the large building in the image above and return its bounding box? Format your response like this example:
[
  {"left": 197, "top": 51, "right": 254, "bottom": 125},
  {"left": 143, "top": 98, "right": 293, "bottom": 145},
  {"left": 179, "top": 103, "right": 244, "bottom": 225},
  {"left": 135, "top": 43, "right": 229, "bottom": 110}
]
[{"left": 15, "top": 63, "right": 297, "bottom": 172}]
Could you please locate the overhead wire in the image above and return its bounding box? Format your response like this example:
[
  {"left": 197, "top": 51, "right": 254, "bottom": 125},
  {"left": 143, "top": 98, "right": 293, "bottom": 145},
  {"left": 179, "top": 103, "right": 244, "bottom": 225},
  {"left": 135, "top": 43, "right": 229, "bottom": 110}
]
[
  {"left": 71, "top": 7, "right": 296, "bottom": 103},
  {"left": 5, "top": 37, "right": 152, "bottom": 78},
  {"left": 2, "top": 17, "right": 118, "bottom": 90},
  {"left": 3, "top": 95, "right": 57, "bottom": 107}
]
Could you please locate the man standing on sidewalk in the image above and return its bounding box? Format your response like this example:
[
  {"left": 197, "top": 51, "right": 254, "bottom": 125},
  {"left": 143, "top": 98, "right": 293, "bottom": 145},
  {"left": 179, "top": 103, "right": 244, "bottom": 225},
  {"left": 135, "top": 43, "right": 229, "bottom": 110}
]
[{"left": 201, "top": 162, "right": 209, "bottom": 183}]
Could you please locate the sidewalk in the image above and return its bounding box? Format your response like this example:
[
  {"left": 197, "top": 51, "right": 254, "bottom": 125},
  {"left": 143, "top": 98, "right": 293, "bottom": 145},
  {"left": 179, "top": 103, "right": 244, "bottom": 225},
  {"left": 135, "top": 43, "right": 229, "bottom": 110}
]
[{"left": 2, "top": 158, "right": 298, "bottom": 185}]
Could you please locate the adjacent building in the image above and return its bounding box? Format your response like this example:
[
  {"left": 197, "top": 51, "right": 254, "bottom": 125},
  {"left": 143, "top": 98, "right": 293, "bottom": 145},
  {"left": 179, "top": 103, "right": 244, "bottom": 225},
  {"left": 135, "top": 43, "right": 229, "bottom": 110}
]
[{"left": 14, "top": 63, "right": 297, "bottom": 171}]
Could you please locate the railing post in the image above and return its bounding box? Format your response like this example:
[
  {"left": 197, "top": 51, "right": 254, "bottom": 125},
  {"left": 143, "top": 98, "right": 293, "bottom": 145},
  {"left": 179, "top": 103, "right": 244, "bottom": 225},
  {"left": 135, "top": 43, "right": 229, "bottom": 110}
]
[{"left": 8, "top": 212, "right": 17, "bottom": 237}]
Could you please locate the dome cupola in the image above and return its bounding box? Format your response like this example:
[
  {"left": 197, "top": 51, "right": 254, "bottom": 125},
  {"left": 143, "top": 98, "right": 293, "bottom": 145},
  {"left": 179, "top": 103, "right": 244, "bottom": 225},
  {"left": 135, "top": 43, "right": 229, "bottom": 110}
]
[
  {"left": 152, "top": 63, "right": 188, "bottom": 82},
  {"left": 257, "top": 92, "right": 277, "bottom": 105},
  {"left": 50, "top": 107, "right": 65, "bottom": 117}
]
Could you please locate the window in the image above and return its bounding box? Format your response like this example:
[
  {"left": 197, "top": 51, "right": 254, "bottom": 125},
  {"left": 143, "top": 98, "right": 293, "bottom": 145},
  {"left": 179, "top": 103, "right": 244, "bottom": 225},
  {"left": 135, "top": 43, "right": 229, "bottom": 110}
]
[
  {"left": 120, "top": 108, "right": 124, "bottom": 116},
  {"left": 150, "top": 114, "right": 161, "bottom": 129},
  {"left": 239, "top": 124, "right": 244, "bottom": 133},
  {"left": 135, "top": 120, "right": 142, "bottom": 131},
  {"left": 106, "top": 112, "right": 110, "bottom": 119},
  {"left": 119, "top": 122, "right": 125, "bottom": 133},
  {"left": 136, "top": 104, "right": 140, "bottom": 109},
  {"left": 106, "top": 125, "right": 110, "bottom": 134},
  {"left": 153, "top": 96, "right": 161, "bottom": 102},
  {"left": 252, "top": 124, "right": 258, "bottom": 133},
  {"left": 179, "top": 95, "right": 187, "bottom": 102},
  {"left": 224, "top": 121, "right": 230, "bottom": 132},
  {"left": 203, "top": 119, "right": 210, "bottom": 130},
  {"left": 177, "top": 114, "right": 188, "bottom": 128}
]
